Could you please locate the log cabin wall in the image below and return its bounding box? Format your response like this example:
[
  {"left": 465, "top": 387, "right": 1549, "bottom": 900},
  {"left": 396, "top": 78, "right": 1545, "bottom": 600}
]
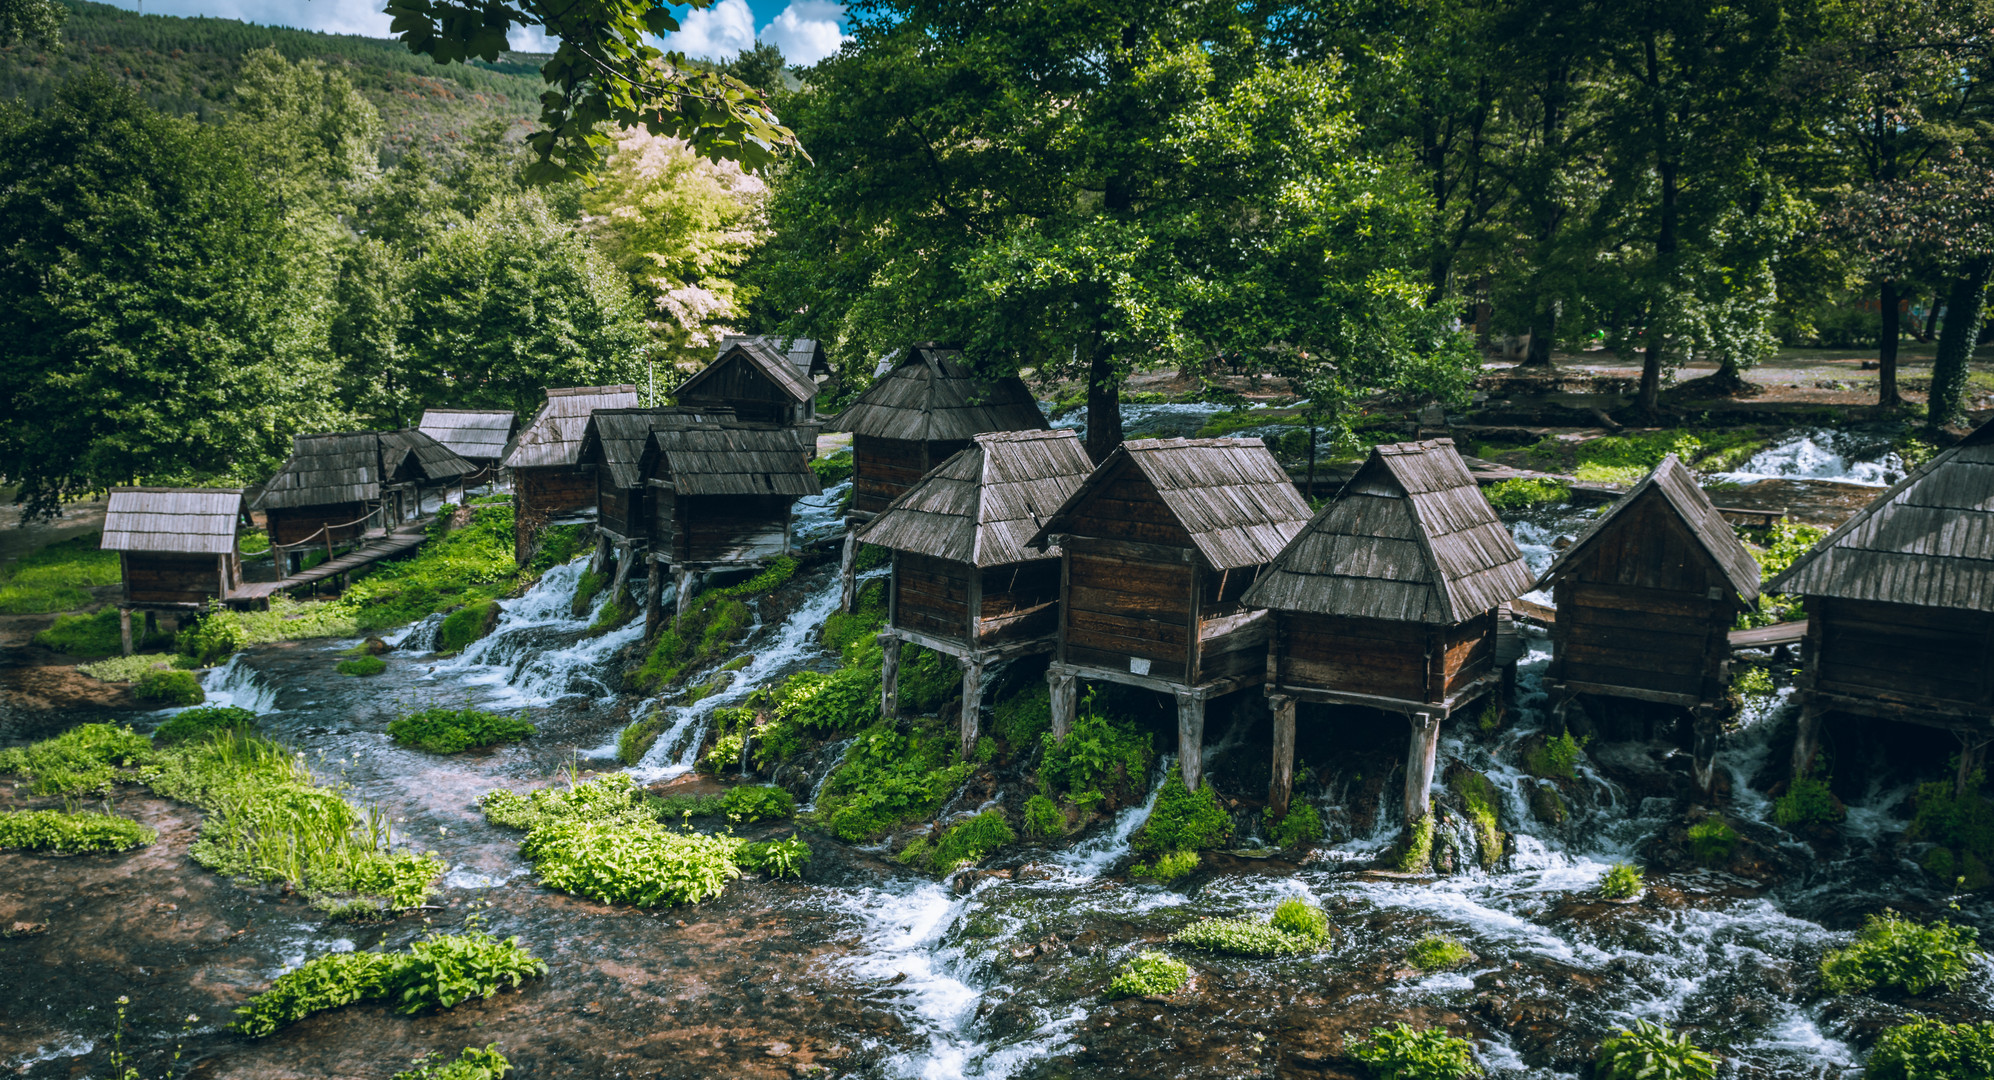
[
  {"left": 595, "top": 468, "right": 638, "bottom": 539},
  {"left": 677, "top": 495, "right": 792, "bottom": 565},
  {"left": 649, "top": 485, "right": 677, "bottom": 557},
  {"left": 976, "top": 559, "right": 1060, "bottom": 647},
  {"left": 894, "top": 551, "right": 972, "bottom": 643},
  {"left": 266, "top": 503, "right": 368, "bottom": 546},
  {"left": 517, "top": 466, "right": 597, "bottom": 517},
  {"left": 1548, "top": 491, "right": 1735, "bottom": 702},
  {"left": 853, "top": 435, "right": 970, "bottom": 516},
  {"left": 1275, "top": 613, "right": 1430, "bottom": 702},
  {"left": 675, "top": 355, "right": 796, "bottom": 426},
  {"left": 1811, "top": 598, "right": 1994, "bottom": 713},
  {"left": 123, "top": 552, "right": 226, "bottom": 607}
]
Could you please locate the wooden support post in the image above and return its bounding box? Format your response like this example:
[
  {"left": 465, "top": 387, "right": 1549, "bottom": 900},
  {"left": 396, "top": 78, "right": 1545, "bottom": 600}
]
[
  {"left": 1176, "top": 689, "right": 1207, "bottom": 791},
  {"left": 1404, "top": 710, "right": 1441, "bottom": 826},
  {"left": 644, "top": 560, "right": 665, "bottom": 638},
  {"left": 1956, "top": 732, "right": 1991, "bottom": 799},
  {"left": 608, "top": 542, "right": 633, "bottom": 601},
  {"left": 1792, "top": 700, "right": 1825, "bottom": 780},
  {"left": 837, "top": 528, "right": 859, "bottom": 612},
  {"left": 119, "top": 608, "right": 134, "bottom": 656},
  {"left": 1048, "top": 671, "right": 1077, "bottom": 742},
  {"left": 880, "top": 635, "right": 902, "bottom": 722},
  {"left": 1268, "top": 693, "right": 1296, "bottom": 823},
  {"left": 959, "top": 656, "right": 985, "bottom": 761},
  {"left": 590, "top": 531, "right": 612, "bottom": 575},
  {"left": 1690, "top": 704, "right": 1723, "bottom": 798}
]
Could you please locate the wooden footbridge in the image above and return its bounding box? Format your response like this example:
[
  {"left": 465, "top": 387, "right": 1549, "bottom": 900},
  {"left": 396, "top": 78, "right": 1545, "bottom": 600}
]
[{"left": 229, "top": 520, "right": 431, "bottom": 604}]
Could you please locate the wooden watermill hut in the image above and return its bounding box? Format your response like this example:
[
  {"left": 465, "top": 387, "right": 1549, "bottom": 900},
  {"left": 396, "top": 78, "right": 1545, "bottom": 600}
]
[
  {"left": 857, "top": 429, "right": 1095, "bottom": 756},
  {"left": 1769, "top": 421, "right": 1994, "bottom": 794},
  {"left": 380, "top": 428, "right": 479, "bottom": 516},
  {"left": 255, "top": 430, "right": 474, "bottom": 571},
  {"left": 1533, "top": 454, "right": 1759, "bottom": 782},
  {"left": 101, "top": 487, "right": 246, "bottom": 654},
  {"left": 418, "top": 408, "right": 518, "bottom": 485},
  {"left": 501, "top": 385, "right": 641, "bottom": 564},
  {"left": 1028, "top": 437, "right": 1314, "bottom": 789},
  {"left": 574, "top": 406, "right": 736, "bottom": 595},
  {"left": 673, "top": 338, "right": 822, "bottom": 428},
  {"left": 638, "top": 420, "right": 822, "bottom": 633},
  {"left": 1242, "top": 439, "right": 1533, "bottom": 824},
  {"left": 827, "top": 345, "right": 1049, "bottom": 608}
]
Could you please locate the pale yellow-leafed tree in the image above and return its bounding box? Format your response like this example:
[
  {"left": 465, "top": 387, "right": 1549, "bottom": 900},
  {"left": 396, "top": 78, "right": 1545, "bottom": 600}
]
[{"left": 582, "top": 130, "right": 766, "bottom": 373}]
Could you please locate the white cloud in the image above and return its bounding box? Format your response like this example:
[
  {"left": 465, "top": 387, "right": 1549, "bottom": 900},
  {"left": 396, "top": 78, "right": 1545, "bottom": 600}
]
[
  {"left": 662, "top": 0, "right": 756, "bottom": 61},
  {"left": 507, "top": 24, "right": 558, "bottom": 52},
  {"left": 144, "top": 0, "right": 392, "bottom": 37},
  {"left": 759, "top": 0, "right": 846, "bottom": 66}
]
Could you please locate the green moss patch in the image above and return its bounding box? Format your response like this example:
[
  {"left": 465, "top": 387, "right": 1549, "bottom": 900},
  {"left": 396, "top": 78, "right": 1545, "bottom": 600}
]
[
  {"left": 0, "top": 533, "right": 121, "bottom": 614},
  {"left": 1105, "top": 951, "right": 1190, "bottom": 999},
  {"left": 337, "top": 655, "right": 387, "bottom": 677},
  {"left": 231, "top": 928, "right": 546, "bottom": 1038},
  {"left": 0, "top": 808, "right": 156, "bottom": 853},
  {"left": 133, "top": 669, "right": 204, "bottom": 706},
  {"left": 387, "top": 708, "right": 535, "bottom": 754},
  {"left": 437, "top": 600, "right": 502, "bottom": 655}
]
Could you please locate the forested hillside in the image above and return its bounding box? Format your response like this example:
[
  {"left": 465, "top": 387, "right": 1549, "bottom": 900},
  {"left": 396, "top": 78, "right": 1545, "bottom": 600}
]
[{"left": 0, "top": 0, "right": 545, "bottom": 157}]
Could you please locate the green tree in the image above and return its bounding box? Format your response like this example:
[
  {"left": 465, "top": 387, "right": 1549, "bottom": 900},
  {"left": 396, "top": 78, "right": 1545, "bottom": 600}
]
[
  {"left": 401, "top": 193, "right": 652, "bottom": 415},
  {"left": 0, "top": 0, "right": 62, "bottom": 45},
  {"left": 0, "top": 72, "right": 318, "bottom": 519},
  {"left": 753, "top": 0, "right": 1466, "bottom": 460},
  {"left": 330, "top": 239, "right": 418, "bottom": 427},
  {"left": 226, "top": 47, "right": 384, "bottom": 218}
]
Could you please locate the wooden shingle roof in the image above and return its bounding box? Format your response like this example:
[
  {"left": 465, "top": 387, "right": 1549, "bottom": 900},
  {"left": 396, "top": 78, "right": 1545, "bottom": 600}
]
[
  {"left": 1243, "top": 439, "right": 1532, "bottom": 623},
  {"left": 1768, "top": 421, "right": 1994, "bottom": 611},
  {"left": 382, "top": 428, "right": 477, "bottom": 482},
  {"left": 648, "top": 424, "right": 822, "bottom": 497},
  {"left": 859, "top": 430, "right": 1094, "bottom": 567},
  {"left": 255, "top": 432, "right": 385, "bottom": 510},
  {"left": 682, "top": 339, "right": 819, "bottom": 405},
  {"left": 827, "top": 345, "right": 1048, "bottom": 442},
  {"left": 500, "top": 385, "right": 641, "bottom": 470},
  {"left": 102, "top": 487, "right": 243, "bottom": 555},
  {"left": 1536, "top": 454, "right": 1760, "bottom": 602},
  {"left": 578, "top": 407, "right": 736, "bottom": 490},
  {"left": 1032, "top": 437, "right": 1313, "bottom": 570},
  {"left": 418, "top": 409, "right": 517, "bottom": 462}
]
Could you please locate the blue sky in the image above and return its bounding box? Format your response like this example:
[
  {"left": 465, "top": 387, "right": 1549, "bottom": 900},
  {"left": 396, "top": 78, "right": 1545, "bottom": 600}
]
[{"left": 122, "top": 0, "right": 850, "bottom": 65}]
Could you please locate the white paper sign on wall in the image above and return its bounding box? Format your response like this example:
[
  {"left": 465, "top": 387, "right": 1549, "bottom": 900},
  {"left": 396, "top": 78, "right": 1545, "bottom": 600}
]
[{"left": 1129, "top": 657, "right": 1151, "bottom": 676}]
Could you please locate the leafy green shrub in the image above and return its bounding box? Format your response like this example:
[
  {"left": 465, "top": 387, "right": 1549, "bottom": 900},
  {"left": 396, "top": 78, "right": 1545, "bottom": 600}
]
[
  {"left": 134, "top": 669, "right": 205, "bottom": 706},
  {"left": 1599, "top": 863, "right": 1644, "bottom": 899},
  {"left": 337, "top": 655, "right": 387, "bottom": 677},
  {"left": 810, "top": 450, "right": 854, "bottom": 486},
  {"left": 1865, "top": 1017, "right": 1994, "bottom": 1080},
  {"left": 1407, "top": 935, "right": 1472, "bottom": 972},
  {"left": 1133, "top": 775, "right": 1231, "bottom": 855},
  {"left": 1270, "top": 898, "right": 1330, "bottom": 944},
  {"left": 1448, "top": 770, "right": 1503, "bottom": 868},
  {"left": 1398, "top": 813, "right": 1435, "bottom": 872},
  {"left": 1525, "top": 731, "right": 1587, "bottom": 780},
  {"left": 820, "top": 579, "right": 887, "bottom": 657},
  {"left": 233, "top": 928, "right": 545, "bottom": 1038},
  {"left": 0, "top": 723, "right": 153, "bottom": 795},
  {"left": 178, "top": 608, "right": 258, "bottom": 664},
  {"left": 1482, "top": 478, "right": 1571, "bottom": 510},
  {"left": 617, "top": 713, "right": 666, "bottom": 765},
  {"left": 1732, "top": 665, "right": 1776, "bottom": 702},
  {"left": 1595, "top": 1020, "right": 1718, "bottom": 1080},
  {"left": 387, "top": 708, "right": 536, "bottom": 754},
  {"left": 738, "top": 837, "right": 811, "bottom": 879},
  {"left": 1819, "top": 910, "right": 1983, "bottom": 996},
  {"left": 647, "top": 791, "right": 727, "bottom": 820},
  {"left": 1775, "top": 775, "right": 1844, "bottom": 828},
  {"left": 927, "top": 810, "right": 1016, "bottom": 873},
  {"left": 814, "top": 724, "right": 973, "bottom": 841},
  {"left": 1171, "top": 901, "right": 1328, "bottom": 956},
  {"left": 1037, "top": 693, "right": 1154, "bottom": 806},
  {"left": 722, "top": 784, "right": 795, "bottom": 823},
  {"left": 1687, "top": 820, "right": 1737, "bottom": 865},
  {"left": 154, "top": 706, "right": 257, "bottom": 745},
  {"left": 854, "top": 542, "right": 891, "bottom": 572},
  {"left": 700, "top": 731, "right": 745, "bottom": 774},
  {"left": 1265, "top": 802, "right": 1325, "bottom": 848},
  {"left": 0, "top": 534, "right": 121, "bottom": 614},
  {"left": 1348, "top": 1022, "right": 1480, "bottom": 1080},
  {"left": 1022, "top": 793, "right": 1064, "bottom": 839},
  {"left": 1105, "top": 951, "right": 1190, "bottom": 999},
  {"left": 485, "top": 773, "right": 746, "bottom": 906},
  {"left": 898, "top": 644, "right": 961, "bottom": 713},
  {"left": 570, "top": 568, "right": 608, "bottom": 616},
  {"left": 522, "top": 522, "right": 590, "bottom": 580},
  {"left": 0, "top": 808, "right": 156, "bottom": 853},
  {"left": 993, "top": 683, "right": 1051, "bottom": 749},
  {"left": 436, "top": 600, "right": 501, "bottom": 655},
  {"left": 394, "top": 1045, "right": 512, "bottom": 1080},
  {"left": 1908, "top": 771, "right": 1993, "bottom": 891},
  {"left": 77, "top": 651, "right": 198, "bottom": 682},
  {"left": 1131, "top": 849, "right": 1199, "bottom": 882}
]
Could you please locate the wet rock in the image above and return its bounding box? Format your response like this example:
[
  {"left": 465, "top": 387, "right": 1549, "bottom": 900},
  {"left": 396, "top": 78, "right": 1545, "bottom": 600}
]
[
  {"left": 3, "top": 920, "right": 47, "bottom": 938},
  {"left": 1528, "top": 781, "right": 1567, "bottom": 825},
  {"left": 765, "top": 1040, "right": 791, "bottom": 1057},
  {"left": 953, "top": 868, "right": 1011, "bottom": 894},
  {"left": 361, "top": 636, "right": 389, "bottom": 655}
]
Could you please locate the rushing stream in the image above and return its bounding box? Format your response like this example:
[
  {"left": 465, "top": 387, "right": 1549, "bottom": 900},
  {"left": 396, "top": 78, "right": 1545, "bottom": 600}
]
[{"left": 3, "top": 438, "right": 1989, "bottom": 1079}]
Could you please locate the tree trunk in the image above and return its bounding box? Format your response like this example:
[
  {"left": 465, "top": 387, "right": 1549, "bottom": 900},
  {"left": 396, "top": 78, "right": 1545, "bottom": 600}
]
[
  {"left": 1518, "top": 310, "right": 1556, "bottom": 367},
  {"left": 1930, "top": 256, "right": 1992, "bottom": 432},
  {"left": 1084, "top": 340, "right": 1123, "bottom": 464},
  {"left": 1922, "top": 292, "right": 1942, "bottom": 341},
  {"left": 1639, "top": 156, "right": 1679, "bottom": 419},
  {"left": 1878, "top": 280, "right": 1903, "bottom": 409}
]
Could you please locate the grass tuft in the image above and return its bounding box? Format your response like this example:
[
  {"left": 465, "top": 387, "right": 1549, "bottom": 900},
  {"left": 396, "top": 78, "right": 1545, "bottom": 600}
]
[
  {"left": 1105, "top": 951, "right": 1190, "bottom": 999},
  {"left": 387, "top": 708, "right": 535, "bottom": 754},
  {"left": 0, "top": 808, "right": 156, "bottom": 853}
]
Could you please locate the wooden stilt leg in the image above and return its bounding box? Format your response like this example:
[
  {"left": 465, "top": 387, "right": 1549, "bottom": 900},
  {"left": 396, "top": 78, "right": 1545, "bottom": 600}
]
[
  {"left": 1792, "top": 700, "right": 1824, "bottom": 780},
  {"left": 120, "top": 608, "right": 133, "bottom": 657},
  {"left": 1047, "top": 670, "right": 1077, "bottom": 742},
  {"left": 1690, "top": 704, "right": 1722, "bottom": 797},
  {"left": 959, "top": 656, "right": 985, "bottom": 761},
  {"left": 1268, "top": 693, "right": 1296, "bottom": 822},
  {"left": 1404, "top": 710, "right": 1440, "bottom": 826},
  {"left": 837, "top": 529, "right": 859, "bottom": 613},
  {"left": 608, "top": 542, "right": 633, "bottom": 601},
  {"left": 880, "top": 635, "right": 902, "bottom": 722},
  {"left": 590, "top": 532, "right": 612, "bottom": 575},
  {"left": 1956, "top": 732, "right": 1990, "bottom": 798},
  {"left": 644, "top": 560, "right": 664, "bottom": 638},
  {"left": 1176, "top": 690, "right": 1207, "bottom": 791}
]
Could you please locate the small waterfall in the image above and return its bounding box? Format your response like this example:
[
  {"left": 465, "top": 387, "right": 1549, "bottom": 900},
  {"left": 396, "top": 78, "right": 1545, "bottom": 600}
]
[
  {"left": 423, "top": 561, "right": 642, "bottom": 706},
  {"left": 1052, "top": 756, "right": 1173, "bottom": 879},
  {"left": 384, "top": 611, "right": 445, "bottom": 652},
  {"left": 796, "top": 737, "right": 854, "bottom": 813},
  {"left": 197, "top": 655, "right": 279, "bottom": 714},
  {"left": 626, "top": 568, "right": 846, "bottom": 783},
  {"left": 793, "top": 482, "right": 852, "bottom": 547}
]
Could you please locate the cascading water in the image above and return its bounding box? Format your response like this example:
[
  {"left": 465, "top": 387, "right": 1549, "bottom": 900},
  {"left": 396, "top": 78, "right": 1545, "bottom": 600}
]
[
  {"left": 1713, "top": 429, "right": 1907, "bottom": 487},
  {"left": 420, "top": 560, "right": 644, "bottom": 706},
  {"left": 195, "top": 654, "right": 280, "bottom": 714}
]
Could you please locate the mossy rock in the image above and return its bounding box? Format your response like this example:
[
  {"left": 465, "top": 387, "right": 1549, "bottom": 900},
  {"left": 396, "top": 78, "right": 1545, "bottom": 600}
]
[
  {"left": 1528, "top": 781, "right": 1567, "bottom": 826},
  {"left": 437, "top": 600, "right": 502, "bottom": 656},
  {"left": 133, "top": 669, "right": 204, "bottom": 706}
]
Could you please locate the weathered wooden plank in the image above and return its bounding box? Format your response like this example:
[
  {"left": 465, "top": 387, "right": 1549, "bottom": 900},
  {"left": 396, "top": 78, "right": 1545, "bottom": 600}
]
[
  {"left": 1562, "top": 640, "right": 1709, "bottom": 676},
  {"left": 1066, "top": 643, "right": 1187, "bottom": 682},
  {"left": 1560, "top": 661, "right": 1703, "bottom": 696},
  {"left": 1068, "top": 608, "right": 1189, "bottom": 646}
]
